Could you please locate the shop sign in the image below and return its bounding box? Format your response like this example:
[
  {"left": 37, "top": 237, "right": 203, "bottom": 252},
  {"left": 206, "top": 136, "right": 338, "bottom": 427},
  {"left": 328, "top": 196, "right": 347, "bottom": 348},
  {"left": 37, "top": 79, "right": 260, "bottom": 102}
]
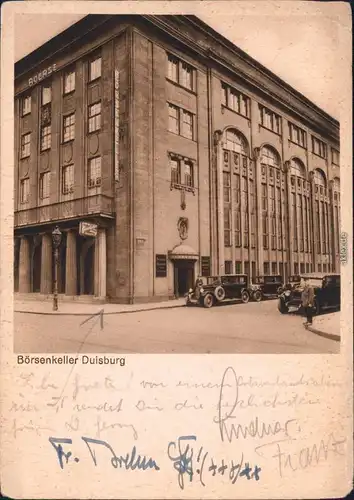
[
  {"left": 28, "top": 64, "right": 57, "bottom": 86},
  {"left": 79, "top": 221, "right": 98, "bottom": 237}
]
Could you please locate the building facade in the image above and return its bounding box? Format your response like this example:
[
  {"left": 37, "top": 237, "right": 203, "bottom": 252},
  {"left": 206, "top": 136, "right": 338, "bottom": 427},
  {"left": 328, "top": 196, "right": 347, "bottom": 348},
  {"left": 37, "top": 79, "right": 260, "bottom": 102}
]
[{"left": 14, "top": 15, "right": 341, "bottom": 303}]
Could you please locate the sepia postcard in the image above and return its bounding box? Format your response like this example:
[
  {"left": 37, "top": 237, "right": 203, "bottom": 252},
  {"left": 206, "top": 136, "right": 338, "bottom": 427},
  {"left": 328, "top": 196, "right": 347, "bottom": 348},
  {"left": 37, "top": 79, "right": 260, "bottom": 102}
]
[{"left": 0, "top": 1, "right": 353, "bottom": 498}]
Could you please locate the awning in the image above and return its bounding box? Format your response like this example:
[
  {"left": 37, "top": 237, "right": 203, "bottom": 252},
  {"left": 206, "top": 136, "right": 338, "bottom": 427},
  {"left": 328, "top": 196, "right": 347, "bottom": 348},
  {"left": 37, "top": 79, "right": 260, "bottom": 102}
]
[{"left": 168, "top": 244, "right": 199, "bottom": 261}]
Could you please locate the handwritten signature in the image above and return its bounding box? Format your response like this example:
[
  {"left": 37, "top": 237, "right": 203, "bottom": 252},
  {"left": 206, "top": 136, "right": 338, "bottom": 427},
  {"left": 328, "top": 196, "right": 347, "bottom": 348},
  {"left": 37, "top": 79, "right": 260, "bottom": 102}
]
[
  {"left": 167, "top": 435, "right": 261, "bottom": 489},
  {"left": 49, "top": 436, "right": 159, "bottom": 471},
  {"left": 214, "top": 367, "right": 300, "bottom": 443}
]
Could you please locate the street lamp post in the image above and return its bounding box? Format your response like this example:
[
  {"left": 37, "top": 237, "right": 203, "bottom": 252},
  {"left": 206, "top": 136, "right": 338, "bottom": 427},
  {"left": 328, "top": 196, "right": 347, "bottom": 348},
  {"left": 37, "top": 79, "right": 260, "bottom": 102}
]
[{"left": 52, "top": 226, "right": 62, "bottom": 311}]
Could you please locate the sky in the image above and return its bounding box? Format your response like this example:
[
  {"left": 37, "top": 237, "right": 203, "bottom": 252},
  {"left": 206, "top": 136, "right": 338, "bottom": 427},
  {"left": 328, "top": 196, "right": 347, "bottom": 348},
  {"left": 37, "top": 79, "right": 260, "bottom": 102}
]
[{"left": 11, "top": 1, "right": 349, "bottom": 120}]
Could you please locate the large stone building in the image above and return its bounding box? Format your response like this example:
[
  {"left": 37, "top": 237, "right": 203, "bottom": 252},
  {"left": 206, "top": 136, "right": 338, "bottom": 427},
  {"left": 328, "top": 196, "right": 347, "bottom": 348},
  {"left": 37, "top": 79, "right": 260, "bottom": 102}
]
[{"left": 14, "top": 14, "right": 341, "bottom": 303}]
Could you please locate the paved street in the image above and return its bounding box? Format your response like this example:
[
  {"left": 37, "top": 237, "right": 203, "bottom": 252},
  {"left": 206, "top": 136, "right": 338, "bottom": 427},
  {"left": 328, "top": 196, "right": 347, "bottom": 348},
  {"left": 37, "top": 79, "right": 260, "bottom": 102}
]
[{"left": 14, "top": 299, "right": 339, "bottom": 354}]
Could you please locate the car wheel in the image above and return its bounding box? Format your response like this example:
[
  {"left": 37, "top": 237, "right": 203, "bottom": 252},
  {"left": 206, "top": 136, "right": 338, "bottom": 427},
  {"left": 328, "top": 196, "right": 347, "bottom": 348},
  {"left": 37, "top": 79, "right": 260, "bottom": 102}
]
[
  {"left": 203, "top": 293, "right": 214, "bottom": 308},
  {"left": 278, "top": 298, "right": 289, "bottom": 314},
  {"left": 241, "top": 290, "right": 250, "bottom": 303},
  {"left": 253, "top": 290, "right": 262, "bottom": 302}
]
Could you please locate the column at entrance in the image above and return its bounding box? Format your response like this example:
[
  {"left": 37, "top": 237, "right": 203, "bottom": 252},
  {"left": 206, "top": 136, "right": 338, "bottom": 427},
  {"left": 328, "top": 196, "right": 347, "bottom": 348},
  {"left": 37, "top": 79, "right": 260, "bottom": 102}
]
[
  {"left": 40, "top": 233, "right": 52, "bottom": 294},
  {"left": 65, "top": 230, "right": 77, "bottom": 295},
  {"left": 94, "top": 228, "right": 107, "bottom": 298},
  {"left": 19, "top": 236, "right": 31, "bottom": 293}
]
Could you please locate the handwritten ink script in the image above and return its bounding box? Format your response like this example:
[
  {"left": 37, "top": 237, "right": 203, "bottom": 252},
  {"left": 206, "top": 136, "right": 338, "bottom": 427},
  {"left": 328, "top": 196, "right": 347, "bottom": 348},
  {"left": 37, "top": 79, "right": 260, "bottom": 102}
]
[{"left": 5, "top": 360, "right": 348, "bottom": 493}]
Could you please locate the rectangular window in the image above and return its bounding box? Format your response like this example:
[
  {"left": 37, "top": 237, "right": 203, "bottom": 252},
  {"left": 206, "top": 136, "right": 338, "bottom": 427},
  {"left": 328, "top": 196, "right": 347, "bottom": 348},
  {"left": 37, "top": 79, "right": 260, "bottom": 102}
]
[
  {"left": 263, "top": 262, "right": 270, "bottom": 275},
  {"left": 312, "top": 136, "right": 327, "bottom": 158},
  {"left": 331, "top": 148, "right": 339, "bottom": 165},
  {"left": 271, "top": 262, "right": 277, "bottom": 275},
  {"left": 170, "top": 157, "right": 180, "bottom": 184},
  {"left": 168, "top": 103, "right": 179, "bottom": 134},
  {"left": 167, "top": 54, "right": 178, "bottom": 82},
  {"left": 221, "top": 82, "right": 250, "bottom": 118},
  {"left": 167, "top": 54, "right": 195, "bottom": 91},
  {"left": 223, "top": 172, "right": 231, "bottom": 202},
  {"left": 88, "top": 102, "right": 101, "bottom": 133},
  {"left": 89, "top": 56, "right": 101, "bottom": 81},
  {"left": 235, "top": 261, "right": 242, "bottom": 274},
  {"left": 40, "top": 125, "right": 51, "bottom": 151},
  {"left": 261, "top": 184, "right": 267, "bottom": 211},
  {"left": 251, "top": 214, "right": 256, "bottom": 248},
  {"left": 41, "top": 84, "right": 51, "bottom": 105},
  {"left": 224, "top": 209, "right": 231, "bottom": 247},
  {"left": 289, "top": 122, "right": 306, "bottom": 147},
  {"left": 20, "top": 178, "right": 29, "bottom": 203},
  {"left": 62, "top": 165, "right": 74, "bottom": 195},
  {"left": 224, "top": 261, "right": 232, "bottom": 274},
  {"left": 262, "top": 215, "right": 268, "bottom": 249},
  {"left": 63, "top": 113, "right": 75, "bottom": 142},
  {"left": 88, "top": 157, "right": 102, "bottom": 187},
  {"left": 182, "top": 110, "right": 193, "bottom": 140},
  {"left": 20, "top": 132, "right": 31, "bottom": 158},
  {"left": 259, "top": 105, "right": 281, "bottom": 134},
  {"left": 184, "top": 161, "right": 193, "bottom": 187},
  {"left": 39, "top": 172, "right": 50, "bottom": 199},
  {"left": 169, "top": 155, "right": 194, "bottom": 187},
  {"left": 271, "top": 216, "right": 276, "bottom": 250},
  {"left": 21, "top": 95, "right": 31, "bottom": 116},
  {"left": 64, "top": 70, "right": 75, "bottom": 94}
]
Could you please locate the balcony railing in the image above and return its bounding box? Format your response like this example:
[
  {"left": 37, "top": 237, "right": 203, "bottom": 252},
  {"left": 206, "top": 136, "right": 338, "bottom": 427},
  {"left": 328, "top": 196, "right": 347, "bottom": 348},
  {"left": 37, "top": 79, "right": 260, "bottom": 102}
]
[{"left": 14, "top": 194, "right": 115, "bottom": 227}]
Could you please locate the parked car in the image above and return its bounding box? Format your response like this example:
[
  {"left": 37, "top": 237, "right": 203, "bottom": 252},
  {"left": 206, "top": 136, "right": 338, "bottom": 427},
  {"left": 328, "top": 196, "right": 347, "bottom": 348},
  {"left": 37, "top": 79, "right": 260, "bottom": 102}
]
[
  {"left": 283, "top": 275, "right": 301, "bottom": 291},
  {"left": 278, "top": 273, "right": 340, "bottom": 315},
  {"left": 185, "top": 274, "right": 250, "bottom": 308},
  {"left": 250, "top": 275, "right": 284, "bottom": 302}
]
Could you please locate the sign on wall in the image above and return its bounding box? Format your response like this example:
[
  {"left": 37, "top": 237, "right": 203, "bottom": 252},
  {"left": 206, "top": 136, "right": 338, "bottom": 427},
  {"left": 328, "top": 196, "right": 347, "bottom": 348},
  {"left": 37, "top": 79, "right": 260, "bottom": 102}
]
[
  {"left": 201, "top": 256, "right": 211, "bottom": 277},
  {"left": 28, "top": 64, "right": 57, "bottom": 86},
  {"left": 114, "top": 69, "right": 120, "bottom": 182},
  {"left": 79, "top": 221, "right": 98, "bottom": 238},
  {"left": 155, "top": 254, "right": 167, "bottom": 278}
]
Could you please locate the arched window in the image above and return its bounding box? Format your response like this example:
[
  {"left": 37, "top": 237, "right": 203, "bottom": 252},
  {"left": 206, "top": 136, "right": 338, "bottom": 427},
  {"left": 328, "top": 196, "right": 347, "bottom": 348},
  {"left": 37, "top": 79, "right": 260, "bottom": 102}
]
[
  {"left": 260, "top": 146, "right": 282, "bottom": 265},
  {"left": 221, "top": 129, "right": 252, "bottom": 276},
  {"left": 313, "top": 169, "right": 329, "bottom": 259},
  {"left": 290, "top": 158, "right": 309, "bottom": 255}
]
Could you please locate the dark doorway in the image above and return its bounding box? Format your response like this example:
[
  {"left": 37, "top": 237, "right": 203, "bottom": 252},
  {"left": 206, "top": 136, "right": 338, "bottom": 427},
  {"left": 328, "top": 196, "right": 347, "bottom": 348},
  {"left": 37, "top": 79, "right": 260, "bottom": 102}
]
[
  {"left": 84, "top": 244, "right": 95, "bottom": 295},
  {"left": 174, "top": 260, "right": 195, "bottom": 297},
  {"left": 32, "top": 244, "right": 41, "bottom": 292}
]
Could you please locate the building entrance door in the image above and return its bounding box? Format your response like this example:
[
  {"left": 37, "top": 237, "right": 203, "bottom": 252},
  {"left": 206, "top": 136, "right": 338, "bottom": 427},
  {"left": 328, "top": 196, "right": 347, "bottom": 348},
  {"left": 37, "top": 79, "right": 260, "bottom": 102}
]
[{"left": 174, "top": 260, "right": 195, "bottom": 297}]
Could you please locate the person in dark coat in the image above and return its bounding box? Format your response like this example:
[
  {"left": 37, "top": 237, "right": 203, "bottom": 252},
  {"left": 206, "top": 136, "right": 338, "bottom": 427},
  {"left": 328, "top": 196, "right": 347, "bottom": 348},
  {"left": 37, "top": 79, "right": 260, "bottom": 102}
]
[{"left": 301, "top": 278, "right": 315, "bottom": 325}]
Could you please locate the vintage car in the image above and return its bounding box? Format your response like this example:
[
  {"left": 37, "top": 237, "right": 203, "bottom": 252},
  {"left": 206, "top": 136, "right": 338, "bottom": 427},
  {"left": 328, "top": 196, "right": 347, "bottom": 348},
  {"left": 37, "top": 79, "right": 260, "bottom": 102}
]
[
  {"left": 185, "top": 274, "right": 250, "bottom": 308},
  {"left": 278, "top": 273, "right": 340, "bottom": 315},
  {"left": 282, "top": 275, "right": 301, "bottom": 291},
  {"left": 250, "top": 275, "right": 284, "bottom": 302}
]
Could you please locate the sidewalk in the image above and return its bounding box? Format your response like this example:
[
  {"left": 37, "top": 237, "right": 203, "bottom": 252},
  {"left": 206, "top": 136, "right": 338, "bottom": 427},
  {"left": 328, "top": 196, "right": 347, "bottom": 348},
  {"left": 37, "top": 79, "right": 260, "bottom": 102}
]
[
  {"left": 14, "top": 295, "right": 186, "bottom": 316},
  {"left": 306, "top": 311, "right": 340, "bottom": 342}
]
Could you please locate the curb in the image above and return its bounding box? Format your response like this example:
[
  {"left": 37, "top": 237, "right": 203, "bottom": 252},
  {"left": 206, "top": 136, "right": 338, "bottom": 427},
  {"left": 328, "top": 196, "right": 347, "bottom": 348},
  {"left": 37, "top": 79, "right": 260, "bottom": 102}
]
[
  {"left": 305, "top": 324, "right": 340, "bottom": 342},
  {"left": 14, "top": 303, "right": 186, "bottom": 317}
]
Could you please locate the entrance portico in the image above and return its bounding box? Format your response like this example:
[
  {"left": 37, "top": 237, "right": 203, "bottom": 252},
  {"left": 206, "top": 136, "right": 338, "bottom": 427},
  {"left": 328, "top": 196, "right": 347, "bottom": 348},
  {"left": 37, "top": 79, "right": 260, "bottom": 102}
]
[{"left": 169, "top": 244, "right": 199, "bottom": 298}]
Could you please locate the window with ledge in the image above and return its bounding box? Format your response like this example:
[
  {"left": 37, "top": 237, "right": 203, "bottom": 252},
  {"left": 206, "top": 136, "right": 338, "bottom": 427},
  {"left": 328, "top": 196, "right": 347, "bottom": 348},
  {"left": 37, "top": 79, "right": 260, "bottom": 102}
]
[
  {"left": 314, "top": 169, "right": 329, "bottom": 255},
  {"left": 40, "top": 125, "right": 51, "bottom": 151},
  {"left": 167, "top": 54, "right": 195, "bottom": 91},
  {"left": 88, "top": 102, "right": 101, "bottom": 133},
  {"left": 62, "top": 165, "right": 74, "bottom": 195},
  {"left": 331, "top": 148, "right": 339, "bottom": 165},
  {"left": 20, "top": 178, "right": 29, "bottom": 203},
  {"left": 21, "top": 95, "right": 31, "bottom": 116},
  {"left": 259, "top": 105, "right": 281, "bottom": 134},
  {"left": 289, "top": 122, "right": 306, "bottom": 147},
  {"left": 41, "top": 84, "right": 51, "bottom": 105},
  {"left": 63, "top": 113, "right": 75, "bottom": 142},
  {"left": 20, "top": 132, "right": 31, "bottom": 158},
  {"left": 260, "top": 146, "right": 282, "bottom": 250},
  {"left": 88, "top": 157, "right": 102, "bottom": 187},
  {"left": 221, "top": 83, "right": 250, "bottom": 118},
  {"left": 167, "top": 103, "right": 194, "bottom": 140},
  {"left": 312, "top": 136, "right": 327, "bottom": 158},
  {"left": 64, "top": 70, "right": 75, "bottom": 94},
  {"left": 169, "top": 154, "right": 195, "bottom": 188},
  {"left": 39, "top": 172, "right": 50, "bottom": 200},
  {"left": 89, "top": 56, "right": 101, "bottom": 82},
  {"left": 224, "top": 261, "right": 232, "bottom": 274}
]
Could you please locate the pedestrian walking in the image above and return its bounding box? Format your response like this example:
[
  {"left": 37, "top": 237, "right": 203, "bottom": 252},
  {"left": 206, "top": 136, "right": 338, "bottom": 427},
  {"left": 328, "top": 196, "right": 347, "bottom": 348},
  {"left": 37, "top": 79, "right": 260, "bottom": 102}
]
[{"left": 301, "top": 278, "right": 315, "bottom": 326}]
